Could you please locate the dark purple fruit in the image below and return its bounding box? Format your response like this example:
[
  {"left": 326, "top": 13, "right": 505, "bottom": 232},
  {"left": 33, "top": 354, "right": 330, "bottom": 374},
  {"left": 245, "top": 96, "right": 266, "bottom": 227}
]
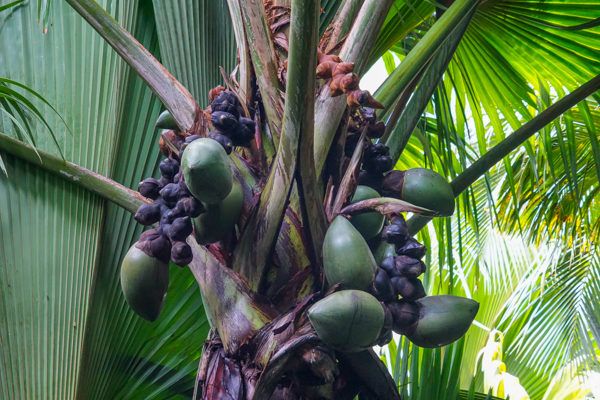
[
  {"left": 391, "top": 277, "right": 426, "bottom": 300},
  {"left": 158, "top": 175, "right": 171, "bottom": 187},
  {"left": 379, "top": 256, "right": 396, "bottom": 276},
  {"left": 211, "top": 91, "right": 241, "bottom": 118},
  {"left": 141, "top": 233, "right": 172, "bottom": 263},
  {"left": 208, "top": 131, "right": 233, "bottom": 154},
  {"left": 211, "top": 111, "right": 240, "bottom": 132},
  {"left": 373, "top": 269, "right": 395, "bottom": 302},
  {"left": 184, "top": 134, "right": 201, "bottom": 144},
  {"left": 159, "top": 183, "right": 181, "bottom": 205},
  {"left": 365, "top": 155, "right": 393, "bottom": 175},
  {"left": 134, "top": 203, "right": 162, "bottom": 226},
  {"left": 167, "top": 216, "right": 193, "bottom": 241},
  {"left": 164, "top": 204, "right": 187, "bottom": 222},
  {"left": 381, "top": 223, "right": 408, "bottom": 246},
  {"left": 367, "top": 121, "right": 386, "bottom": 139},
  {"left": 178, "top": 197, "right": 204, "bottom": 218},
  {"left": 231, "top": 117, "right": 255, "bottom": 147},
  {"left": 388, "top": 300, "right": 419, "bottom": 333},
  {"left": 159, "top": 158, "right": 179, "bottom": 180},
  {"left": 395, "top": 256, "right": 426, "bottom": 277},
  {"left": 396, "top": 237, "right": 426, "bottom": 259},
  {"left": 364, "top": 143, "right": 389, "bottom": 158},
  {"left": 171, "top": 241, "right": 193, "bottom": 266},
  {"left": 139, "top": 228, "right": 161, "bottom": 243},
  {"left": 138, "top": 178, "right": 161, "bottom": 199},
  {"left": 358, "top": 170, "right": 383, "bottom": 191}
]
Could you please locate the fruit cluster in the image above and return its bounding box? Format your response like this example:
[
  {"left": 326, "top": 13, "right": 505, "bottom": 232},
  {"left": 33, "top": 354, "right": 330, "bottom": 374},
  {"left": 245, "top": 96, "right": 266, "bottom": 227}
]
[
  {"left": 373, "top": 214, "right": 427, "bottom": 342},
  {"left": 317, "top": 52, "right": 383, "bottom": 109},
  {"left": 208, "top": 88, "right": 255, "bottom": 150},
  {"left": 134, "top": 156, "right": 203, "bottom": 266}
]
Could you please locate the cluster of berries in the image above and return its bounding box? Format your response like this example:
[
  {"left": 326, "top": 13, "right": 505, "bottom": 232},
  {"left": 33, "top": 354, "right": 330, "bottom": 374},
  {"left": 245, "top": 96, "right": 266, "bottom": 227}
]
[
  {"left": 372, "top": 215, "right": 428, "bottom": 344},
  {"left": 134, "top": 156, "right": 204, "bottom": 266},
  {"left": 208, "top": 89, "right": 255, "bottom": 151}
]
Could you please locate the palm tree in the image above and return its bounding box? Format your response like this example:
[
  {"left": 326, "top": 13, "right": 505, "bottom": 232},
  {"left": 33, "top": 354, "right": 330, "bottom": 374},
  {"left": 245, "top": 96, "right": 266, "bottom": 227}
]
[{"left": 0, "top": 0, "right": 598, "bottom": 399}]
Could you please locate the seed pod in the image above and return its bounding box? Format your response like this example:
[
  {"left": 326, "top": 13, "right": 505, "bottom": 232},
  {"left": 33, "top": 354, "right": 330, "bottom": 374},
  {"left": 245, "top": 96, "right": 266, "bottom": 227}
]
[
  {"left": 388, "top": 300, "right": 419, "bottom": 333},
  {"left": 120, "top": 243, "right": 169, "bottom": 321},
  {"left": 138, "top": 178, "right": 161, "bottom": 199},
  {"left": 308, "top": 290, "right": 384, "bottom": 352},
  {"left": 367, "top": 121, "right": 386, "bottom": 139},
  {"left": 134, "top": 203, "right": 162, "bottom": 226},
  {"left": 208, "top": 131, "right": 233, "bottom": 154},
  {"left": 168, "top": 216, "right": 193, "bottom": 241},
  {"left": 405, "top": 295, "right": 479, "bottom": 348},
  {"left": 379, "top": 256, "right": 396, "bottom": 276},
  {"left": 159, "top": 183, "right": 181, "bottom": 205},
  {"left": 394, "top": 256, "right": 426, "bottom": 277},
  {"left": 357, "top": 170, "right": 383, "bottom": 191},
  {"left": 142, "top": 233, "right": 172, "bottom": 263},
  {"left": 364, "top": 155, "right": 394, "bottom": 175},
  {"left": 171, "top": 241, "right": 193, "bottom": 266},
  {"left": 391, "top": 276, "right": 426, "bottom": 300},
  {"left": 382, "top": 169, "right": 455, "bottom": 216},
  {"left": 373, "top": 268, "right": 395, "bottom": 302},
  {"left": 155, "top": 110, "right": 178, "bottom": 130},
  {"left": 181, "top": 138, "right": 233, "bottom": 204},
  {"left": 347, "top": 90, "right": 384, "bottom": 109},
  {"left": 349, "top": 185, "right": 385, "bottom": 240},
  {"left": 396, "top": 237, "right": 427, "bottom": 259},
  {"left": 193, "top": 179, "right": 243, "bottom": 244},
  {"left": 178, "top": 197, "right": 204, "bottom": 218},
  {"left": 211, "top": 111, "right": 240, "bottom": 133},
  {"left": 381, "top": 223, "right": 408, "bottom": 246},
  {"left": 323, "top": 216, "right": 378, "bottom": 290},
  {"left": 159, "top": 158, "right": 180, "bottom": 180}
]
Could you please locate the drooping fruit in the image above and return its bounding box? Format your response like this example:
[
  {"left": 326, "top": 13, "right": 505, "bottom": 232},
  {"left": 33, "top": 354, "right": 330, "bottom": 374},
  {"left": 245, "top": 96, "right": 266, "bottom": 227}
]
[
  {"left": 155, "top": 110, "right": 178, "bottom": 130},
  {"left": 181, "top": 138, "right": 233, "bottom": 204},
  {"left": 405, "top": 295, "right": 479, "bottom": 348},
  {"left": 382, "top": 169, "right": 455, "bottom": 216},
  {"left": 349, "top": 185, "right": 384, "bottom": 240},
  {"left": 120, "top": 243, "right": 169, "bottom": 321},
  {"left": 193, "top": 180, "right": 243, "bottom": 244},
  {"left": 308, "top": 290, "right": 384, "bottom": 352},
  {"left": 322, "top": 216, "right": 378, "bottom": 290}
]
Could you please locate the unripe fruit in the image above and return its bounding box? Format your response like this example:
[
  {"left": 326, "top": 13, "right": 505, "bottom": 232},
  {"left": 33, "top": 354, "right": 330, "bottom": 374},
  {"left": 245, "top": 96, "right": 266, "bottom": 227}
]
[
  {"left": 382, "top": 169, "right": 455, "bottom": 216},
  {"left": 120, "top": 243, "right": 169, "bottom": 321},
  {"left": 308, "top": 290, "right": 384, "bottom": 352},
  {"left": 349, "top": 185, "right": 385, "bottom": 240},
  {"left": 155, "top": 110, "right": 178, "bottom": 130},
  {"left": 193, "top": 180, "right": 243, "bottom": 244},
  {"left": 181, "top": 138, "right": 233, "bottom": 204},
  {"left": 373, "top": 241, "right": 396, "bottom": 266},
  {"left": 323, "top": 216, "right": 378, "bottom": 290},
  {"left": 405, "top": 295, "right": 479, "bottom": 348}
]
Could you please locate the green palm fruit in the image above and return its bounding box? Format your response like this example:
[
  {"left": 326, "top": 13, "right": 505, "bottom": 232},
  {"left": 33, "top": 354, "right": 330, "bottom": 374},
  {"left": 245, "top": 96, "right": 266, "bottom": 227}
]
[
  {"left": 373, "top": 241, "right": 396, "bottom": 265},
  {"left": 120, "top": 243, "right": 169, "bottom": 321},
  {"left": 308, "top": 290, "right": 385, "bottom": 352},
  {"left": 193, "top": 179, "right": 243, "bottom": 244},
  {"left": 349, "top": 185, "right": 385, "bottom": 240},
  {"left": 155, "top": 110, "right": 178, "bottom": 130},
  {"left": 382, "top": 168, "right": 455, "bottom": 216},
  {"left": 405, "top": 295, "right": 479, "bottom": 348},
  {"left": 181, "top": 138, "right": 233, "bottom": 204},
  {"left": 323, "top": 216, "right": 378, "bottom": 290}
]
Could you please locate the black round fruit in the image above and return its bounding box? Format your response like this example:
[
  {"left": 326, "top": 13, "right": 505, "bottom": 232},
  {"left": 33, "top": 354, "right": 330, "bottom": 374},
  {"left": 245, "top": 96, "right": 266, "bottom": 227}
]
[
  {"left": 171, "top": 241, "right": 193, "bottom": 266},
  {"left": 396, "top": 237, "right": 426, "bottom": 259},
  {"left": 138, "top": 178, "right": 161, "bottom": 199},
  {"left": 381, "top": 223, "right": 408, "bottom": 246},
  {"left": 134, "top": 203, "right": 162, "bottom": 226},
  {"left": 208, "top": 131, "right": 234, "bottom": 154},
  {"left": 167, "top": 216, "right": 193, "bottom": 241},
  {"left": 159, "top": 158, "right": 180, "bottom": 180}
]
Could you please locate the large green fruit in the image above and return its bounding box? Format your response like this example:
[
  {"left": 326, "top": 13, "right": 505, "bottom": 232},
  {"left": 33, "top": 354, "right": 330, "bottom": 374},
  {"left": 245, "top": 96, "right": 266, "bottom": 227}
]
[
  {"left": 181, "top": 138, "right": 233, "bottom": 204},
  {"left": 323, "top": 216, "right": 378, "bottom": 290},
  {"left": 382, "top": 168, "right": 455, "bottom": 216},
  {"left": 155, "top": 110, "right": 178, "bottom": 129},
  {"left": 193, "top": 179, "right": 243, "bottom": 244},
  {"left": 120, "top": 243, "right": 169, "bottom": 321},
  {"left": 405, "top": 295, "right": 479, "bottom": 348},
  {"left": 349, "top": 185, "right": 384, "bottom": 240},
  {"left": 308, "top": 290, "right": 384, "bottom": 352}
]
